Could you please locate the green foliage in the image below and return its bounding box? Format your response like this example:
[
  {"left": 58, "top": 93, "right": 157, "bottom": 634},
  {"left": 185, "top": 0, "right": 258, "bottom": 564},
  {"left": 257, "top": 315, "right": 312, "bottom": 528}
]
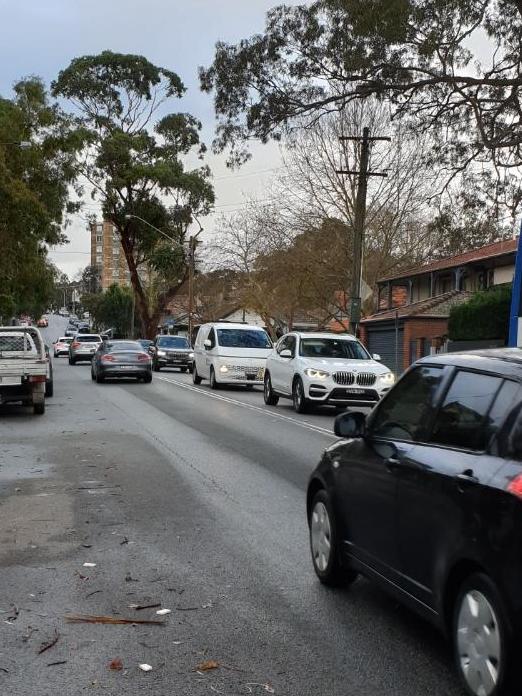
[
  {"left": 0, "top": 78, "right": 81, "bottom": 321},
  {"left": 448, "top": 287, "right": 512, "bottom": 341},
  {"left": 53, "top": 51, "right": 214, "bottom": 336},
  {"left": 84, "top": 284, "right": 133, "bottom": 338},
  {"left": 200, "top": 0, "right": 522, "bottom": 182}
]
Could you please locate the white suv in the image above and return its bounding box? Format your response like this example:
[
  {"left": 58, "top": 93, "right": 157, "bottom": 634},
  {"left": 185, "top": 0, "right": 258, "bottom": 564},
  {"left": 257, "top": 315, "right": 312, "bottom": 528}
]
[
  {"left": 263, "top": 332, "right": 395, "bottom": 412},
  {"left": 193, "top": 322, "right": 273, "bottom": 389}
]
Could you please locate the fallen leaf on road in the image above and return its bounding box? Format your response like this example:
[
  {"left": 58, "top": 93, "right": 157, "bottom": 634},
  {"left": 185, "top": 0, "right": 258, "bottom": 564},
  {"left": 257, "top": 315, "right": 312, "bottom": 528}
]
[
  {"left": 156, "top": 609, "right": 171, "bottom": 615},
  {"left": 195, "top": 660, "right": 220, "bottom": 672},
  {"left": 139, "top": 663, "right": 153, "bottom": 672},
  {"left": 65, "top": 614, "right": 165, "bottom": 625},
  {"left": 37, "top": 630, "right": 59, "bottom": 655},
  {"left": 83, "top": 563, "right": 96, "bottom": 568},
  {"left": 125, "top": 573, "right": 138, "bottom": 582},
  {"left": 109, "top": 658, "right": 123, "bottom": 671},
  {"left": 0, "top": 667, "right": 9, "bottom": 673}
]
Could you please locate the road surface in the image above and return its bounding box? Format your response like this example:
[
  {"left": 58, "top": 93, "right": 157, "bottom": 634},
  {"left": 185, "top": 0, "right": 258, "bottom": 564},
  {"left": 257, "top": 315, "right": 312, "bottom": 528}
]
[{"left": 0, "top": 315, "right": 462, "bottom": 695}]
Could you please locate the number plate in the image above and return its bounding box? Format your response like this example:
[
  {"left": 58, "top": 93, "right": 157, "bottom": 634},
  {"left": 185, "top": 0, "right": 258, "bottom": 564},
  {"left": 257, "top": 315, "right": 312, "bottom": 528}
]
[
  {"left": 119, "top": 365, "right": 135, "bottom": 370},
  {"left": 0, "top": 376, "right": 22, "bottom": 385},
  {"left": 346, "top": 388, "right": 365, "bottom": 395}
]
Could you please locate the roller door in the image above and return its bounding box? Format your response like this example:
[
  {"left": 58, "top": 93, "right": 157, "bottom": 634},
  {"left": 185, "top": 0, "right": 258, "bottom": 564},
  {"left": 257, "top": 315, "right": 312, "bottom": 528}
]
[{"left": 367, "top": 327, "right": 404, "bottom": 374}]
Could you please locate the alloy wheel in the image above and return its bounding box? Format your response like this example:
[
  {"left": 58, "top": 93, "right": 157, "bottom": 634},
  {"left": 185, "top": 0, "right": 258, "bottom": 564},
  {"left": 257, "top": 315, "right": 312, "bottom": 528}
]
[
  {"left": 457, "top": 589, "right": 501, "bottom": 696},
  {"left": 310, "top": 501, "right": 331, "bottom": 572}
]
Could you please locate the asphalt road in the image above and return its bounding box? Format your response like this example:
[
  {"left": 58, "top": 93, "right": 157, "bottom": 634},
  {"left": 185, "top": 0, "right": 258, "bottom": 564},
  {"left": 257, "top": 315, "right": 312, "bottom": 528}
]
[{"left": 0, "top": 314, "right": 463, "bottom": 696}]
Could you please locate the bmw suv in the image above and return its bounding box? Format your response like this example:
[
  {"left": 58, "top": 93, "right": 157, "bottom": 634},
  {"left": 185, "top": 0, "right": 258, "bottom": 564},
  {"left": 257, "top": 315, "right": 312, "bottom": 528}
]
[{"left": 264, "top": 332, "right": 394, "bottom": 412}]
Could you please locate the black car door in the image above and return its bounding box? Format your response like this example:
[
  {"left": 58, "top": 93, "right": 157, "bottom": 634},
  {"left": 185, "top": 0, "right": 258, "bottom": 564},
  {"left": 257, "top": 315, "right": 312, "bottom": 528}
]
[
  {"left": 395, "top": 371, "right": 520, "bottom": 611},
  {"left": 336, "top": 365, "right": 445, "bottom": 584}
]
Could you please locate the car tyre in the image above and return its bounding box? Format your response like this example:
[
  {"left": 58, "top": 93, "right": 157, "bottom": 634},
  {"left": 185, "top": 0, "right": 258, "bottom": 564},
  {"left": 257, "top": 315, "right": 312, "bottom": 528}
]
[
  {"left": 143, "top": 373, "right": 152, "bottom": 383},
  {"left": 91, "top": 367, "right": 96, "bottom": 381},
  {"left": 210, "top": 367, "right": 220, "bottom": 390},
  {"left": 453, "top": 572, "right": 513, "bottom": 696},
  {"left": 264, "top": 373, "right": 279, "bottom": 406},
  {"left": 180, "top": 367, "right": 187, "bottom": 373},
  {"left": 96, "top": 372, "right": 104, "bottom": 384},
  {"left": 69, "top": 357, "right": 76, "bottom": 365},
  {"left": 192, "top": 365, "right": 202, "bottom": 385},
  {"left": 45, "top": 380, "right": 54, "bottom": 398},
  {"left": 309, "top": 489, "right": 357, "bottom": 587},
  {"left": 33, "top": 401, "right": 45, "bottom": 415},
  {"left": 293, "top": 376, "right": 309, "bottom": 413}
]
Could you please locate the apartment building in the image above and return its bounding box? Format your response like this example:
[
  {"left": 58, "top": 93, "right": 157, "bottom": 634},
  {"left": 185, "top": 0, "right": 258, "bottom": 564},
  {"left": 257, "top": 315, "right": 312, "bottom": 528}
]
[{"left": 90, "top": 220, "right": 130, "bottom": 291}]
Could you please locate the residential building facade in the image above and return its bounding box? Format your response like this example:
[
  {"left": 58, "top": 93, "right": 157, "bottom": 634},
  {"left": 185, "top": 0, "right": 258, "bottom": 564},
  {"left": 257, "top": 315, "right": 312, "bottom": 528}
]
[
  {"left": 90, "top": 220, "right": 130, "bottom": 291},
  {"left": 360, "top": 238, "right": 517, "bottom": 374}
]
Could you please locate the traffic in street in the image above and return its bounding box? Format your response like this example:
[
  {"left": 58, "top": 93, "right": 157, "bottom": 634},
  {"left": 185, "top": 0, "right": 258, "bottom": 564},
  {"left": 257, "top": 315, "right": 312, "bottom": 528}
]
[{"left": 0, "top": 314, "right": 462, "bottom": 696}]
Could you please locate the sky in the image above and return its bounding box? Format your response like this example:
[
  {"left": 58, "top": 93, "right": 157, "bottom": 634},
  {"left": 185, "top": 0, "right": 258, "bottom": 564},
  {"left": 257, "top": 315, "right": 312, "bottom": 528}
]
[{"left": 0, "top": 0, "right": 294, "bottom": 278}]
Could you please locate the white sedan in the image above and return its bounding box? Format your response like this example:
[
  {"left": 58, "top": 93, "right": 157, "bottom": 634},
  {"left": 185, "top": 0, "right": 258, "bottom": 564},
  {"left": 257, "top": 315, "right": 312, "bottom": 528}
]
[{"left": 263, "top": 332, "right": 395, "bottom": 412}]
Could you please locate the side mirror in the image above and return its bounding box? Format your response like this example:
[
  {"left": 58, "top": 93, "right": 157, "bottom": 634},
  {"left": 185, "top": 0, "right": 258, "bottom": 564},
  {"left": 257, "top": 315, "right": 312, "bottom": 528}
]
[
  {"left": 334, "top": 411, "right": 366, "bottom": 439},
  {"left": 280, "top": 349, "right": 293, "bottom": 359},
  {"left": 372, "top": 353, "right": 381, "bottom": 361},
  {"left": 204, "top": 339, "right": 212, "bottom": 349}
]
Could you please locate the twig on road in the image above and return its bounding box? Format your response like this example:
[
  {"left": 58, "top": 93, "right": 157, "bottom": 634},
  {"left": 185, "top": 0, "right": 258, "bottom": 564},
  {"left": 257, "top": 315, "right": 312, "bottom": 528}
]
[
  {"left": 65, "top": 613, "right": 165, "bottom": 625},
  {"left": 47, "top": 661, "right": 67, "bottom": 667},
  {"left": 38, "top": 630, "right": 59, "bottom": 655}
]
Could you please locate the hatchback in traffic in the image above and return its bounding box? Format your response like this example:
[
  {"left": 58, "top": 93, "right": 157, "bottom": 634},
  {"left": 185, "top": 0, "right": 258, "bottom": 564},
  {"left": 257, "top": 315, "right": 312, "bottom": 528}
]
[
  {"left": 91, "top": 340, "right": 152, "bottom": 383},
  {"left": 69, "top": 334, "right": 103, "bottom": 364},
  {"left": 307, "top": 349, "right": 522, "bottom": 696},
  {"left": 53, "top": 336, "right": 72, "bottom": 357}
]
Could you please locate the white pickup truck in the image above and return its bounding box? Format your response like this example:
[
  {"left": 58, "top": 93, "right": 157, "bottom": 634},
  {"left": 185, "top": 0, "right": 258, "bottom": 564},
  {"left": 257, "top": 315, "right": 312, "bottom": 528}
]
[{"left": 0, "top": 326, "right": 48, "bottom": 414}]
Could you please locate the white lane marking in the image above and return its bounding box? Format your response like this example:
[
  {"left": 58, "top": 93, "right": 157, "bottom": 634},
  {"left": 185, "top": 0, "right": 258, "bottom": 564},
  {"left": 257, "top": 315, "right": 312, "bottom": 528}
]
[{"left": 155, "top": 375, "right": 334, "bottom": 437}]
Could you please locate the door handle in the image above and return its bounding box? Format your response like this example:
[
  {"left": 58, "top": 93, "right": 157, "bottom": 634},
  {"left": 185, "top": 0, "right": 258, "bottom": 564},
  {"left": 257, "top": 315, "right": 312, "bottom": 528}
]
[
  {"left": 455, "top": 469, "right": 478, "bottom": 490},
  {"left": 385, "top": 457, "right": 419, "bottom": 473}
]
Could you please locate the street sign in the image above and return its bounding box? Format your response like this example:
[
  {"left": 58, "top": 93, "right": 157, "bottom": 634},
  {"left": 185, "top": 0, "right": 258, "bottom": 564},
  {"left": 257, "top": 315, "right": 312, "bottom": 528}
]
[{"left": 350, "top": 297, "right": 361, "bottom": 324}]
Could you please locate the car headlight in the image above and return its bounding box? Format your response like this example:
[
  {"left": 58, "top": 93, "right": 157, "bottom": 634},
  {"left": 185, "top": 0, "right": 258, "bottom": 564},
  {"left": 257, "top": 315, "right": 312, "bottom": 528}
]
[
  {"left": 219, "top": 365, "right": 229, "bottom": 373},
  {"left": 304, "top": 368, "right": 330, "bottom": 380},
  {"left": 157, "top": 350, "right": 166, "bottom": 357},
  {"left": 189, "top": 352, "right": 194, "bottom": 359},
  {"left": 380, "top": 372, "right": 395, "bottom": 383}
]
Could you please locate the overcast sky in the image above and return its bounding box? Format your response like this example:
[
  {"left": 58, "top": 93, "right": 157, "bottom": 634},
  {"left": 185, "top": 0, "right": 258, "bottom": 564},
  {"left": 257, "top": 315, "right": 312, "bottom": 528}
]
[{"left": 0, "top": 0, "right": 292, "bottom": 278}]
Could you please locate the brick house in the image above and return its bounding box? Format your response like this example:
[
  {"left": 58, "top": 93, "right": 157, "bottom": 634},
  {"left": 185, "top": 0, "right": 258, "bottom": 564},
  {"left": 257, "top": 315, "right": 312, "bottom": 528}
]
[{"left": 359, "top": 238, "right": 517, "bottom": 373}]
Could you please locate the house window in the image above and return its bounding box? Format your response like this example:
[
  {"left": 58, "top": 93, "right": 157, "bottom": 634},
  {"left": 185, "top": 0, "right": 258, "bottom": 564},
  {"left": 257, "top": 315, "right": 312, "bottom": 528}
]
[
  {"left": 112, "top": 269, "right": 119, "bottom": 277},
  {"left": 96, "top": 235, "right": 103, "bottom": 243},
  {"left": 96, "top": 255, "right": 102, "bottom": 264},
  {"left": 439, "top": 274, "right": 453, "bottom": 294},
  {"left": 409, "top": 340, "right": 417, "bottom": 365},
  {"left": 96, "top": 245, "right": 102, "bottom": 253},
  {"left": 422, "top": 338, "right": 431, "bottom": 357}
]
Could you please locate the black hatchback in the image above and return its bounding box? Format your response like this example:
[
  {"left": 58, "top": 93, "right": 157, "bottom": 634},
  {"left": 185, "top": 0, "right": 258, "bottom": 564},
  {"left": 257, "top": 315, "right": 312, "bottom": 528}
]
[{"left": 307, "top": 349, "right": 522, "bottom": 696}]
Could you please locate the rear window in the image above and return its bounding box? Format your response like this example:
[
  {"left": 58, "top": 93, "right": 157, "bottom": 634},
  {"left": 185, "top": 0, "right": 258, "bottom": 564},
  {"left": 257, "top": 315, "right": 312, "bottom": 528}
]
[
  {"left": 58, "top": 337, "right": 73, "bottom": 343},
  {"left": 157, "top": 336, "right": 190, "bottom": 349},
  {"left": 108, "top": 342, "right": 143, "bottom": 352},
  {"left": 216, "top": 329, "right": 272, "bottom": 349},
  {"left": 77, "top": 335, "right": 101, "bottom": 343}
]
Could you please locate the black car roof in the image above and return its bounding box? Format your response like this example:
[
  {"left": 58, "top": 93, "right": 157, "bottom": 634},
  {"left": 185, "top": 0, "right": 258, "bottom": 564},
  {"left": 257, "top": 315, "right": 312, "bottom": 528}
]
[{"left": 417, "top": 348, "right": 522, "bottom": 380}]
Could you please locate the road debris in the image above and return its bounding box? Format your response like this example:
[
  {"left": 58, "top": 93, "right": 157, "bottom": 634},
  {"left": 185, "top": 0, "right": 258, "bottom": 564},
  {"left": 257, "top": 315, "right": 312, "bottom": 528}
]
[
  {"left": 176, "top": 606, "right": 199, "bottom": 611},
  {"left": 65, "top": 613, "right": 165, "bottom": 625},
  {"left": 0, "top": 667, "right": 9, "bottom": 673},
  {"left": 37, "top": 630, "right": 59, "bottom": 655},
  {"left": 7, "top": 606, "right": 19, "bottom": 622},
  {"left": 83, "top": 562, "right": 96, "bottom": 568},
  {"left": 120, "top": 536, "right": 129, "bottom": 545},
  {"left": 86, "top": 590, "right": 102, "bottom": 598},
  {"left": 156, "top": 609, "right": 171, "bottom": 615},
  {"left": 109, "top": 658, "right": 123, "bottom": 671},
  {"left": 195, "top": 659, "right": 220, "bottom": 672},
  {"left": 244, "top": 684, "right": 275, "bottom": 694},
  {"left": 128, "top": 603, "right": 161, "bottom": 611},
  {"left": 47, "top": 661, "right": 67, "bottom": 667},
  {"left": 139, "top": 663, "right": 153, "bottom": 672},
  {"left": 125, "top": 572, "right": 138, "bottom": 582}
]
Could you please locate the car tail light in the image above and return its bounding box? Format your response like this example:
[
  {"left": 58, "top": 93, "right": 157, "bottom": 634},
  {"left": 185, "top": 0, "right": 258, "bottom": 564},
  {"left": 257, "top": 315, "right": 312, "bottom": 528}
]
[
  {"left": 29, "top": 375, "right": 46, "bottom": 383},
  {"left": 101, "top": 354, "right": 116, "bottom": 362},
  {"left": 72, "top": 341, "right": 80, "bottom": 348},
  {"left": 507, "top": 474, "right": 522, "bottom": 499},
  {"left": 137, "top": 353, "right": 151, "bottom": 362}
]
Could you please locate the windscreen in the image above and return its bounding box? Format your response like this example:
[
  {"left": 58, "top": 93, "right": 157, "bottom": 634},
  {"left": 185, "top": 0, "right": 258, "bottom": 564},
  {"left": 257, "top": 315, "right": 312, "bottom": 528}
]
[
  {"left": 157, "top": 336, "right": 190, "bottom": 349},
  {"left": 77, "top": 335, "right": 101, "bottom": 343},
  {"left": 299, "top": 337, "right": 370, "bottom": 360},
  {"left": 216, "top": 329, "right": 272, "bottom": 349}
]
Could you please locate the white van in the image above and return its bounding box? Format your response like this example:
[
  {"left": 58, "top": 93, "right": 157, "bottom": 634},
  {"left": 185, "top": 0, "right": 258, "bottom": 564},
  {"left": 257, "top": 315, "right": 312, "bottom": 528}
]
[{"left": 193, "top": 322, "right": 273, "bottom": 389}]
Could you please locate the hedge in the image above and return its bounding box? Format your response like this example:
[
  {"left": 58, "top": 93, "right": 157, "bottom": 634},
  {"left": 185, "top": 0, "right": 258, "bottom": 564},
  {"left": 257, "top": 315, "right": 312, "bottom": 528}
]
[{"left": 448, "top": 286, "right": 512, "bottom": 341}]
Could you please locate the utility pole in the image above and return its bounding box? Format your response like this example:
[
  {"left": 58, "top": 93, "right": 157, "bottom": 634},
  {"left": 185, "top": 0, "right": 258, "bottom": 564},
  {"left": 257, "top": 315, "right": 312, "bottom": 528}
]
[
  {"left": 188, "top": 235, "right": 196, "bottom": 343},
  {"left": 337, "top": 127, "right": 390, "bottom": 335}
]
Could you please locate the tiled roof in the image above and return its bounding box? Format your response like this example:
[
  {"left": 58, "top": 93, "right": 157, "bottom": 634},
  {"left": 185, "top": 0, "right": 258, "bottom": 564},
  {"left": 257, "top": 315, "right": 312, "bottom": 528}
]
[
  {"left": 361, "top": 290, "right": 474, "bottom": 323},
  {"left": 378, "top": 238, "right": 518, "bottom": 283}
]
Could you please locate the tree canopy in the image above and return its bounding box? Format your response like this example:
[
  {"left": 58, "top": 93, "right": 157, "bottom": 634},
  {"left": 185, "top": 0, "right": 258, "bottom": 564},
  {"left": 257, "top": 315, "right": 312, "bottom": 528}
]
[
  {"left": 53, "top": 51, "right": 215, "bottom": 337},
  {"left": 0, "top": 78, "right": 80, "bottom": 320},
  {"left": 201, "top": 0, "right": 522, "bottom": 197}
]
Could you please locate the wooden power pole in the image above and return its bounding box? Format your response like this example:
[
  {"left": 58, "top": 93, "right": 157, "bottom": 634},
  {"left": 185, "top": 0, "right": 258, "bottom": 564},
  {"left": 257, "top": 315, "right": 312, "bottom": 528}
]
[{"left": 337, "top": 127, "right": 390, "bottom": 335}]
